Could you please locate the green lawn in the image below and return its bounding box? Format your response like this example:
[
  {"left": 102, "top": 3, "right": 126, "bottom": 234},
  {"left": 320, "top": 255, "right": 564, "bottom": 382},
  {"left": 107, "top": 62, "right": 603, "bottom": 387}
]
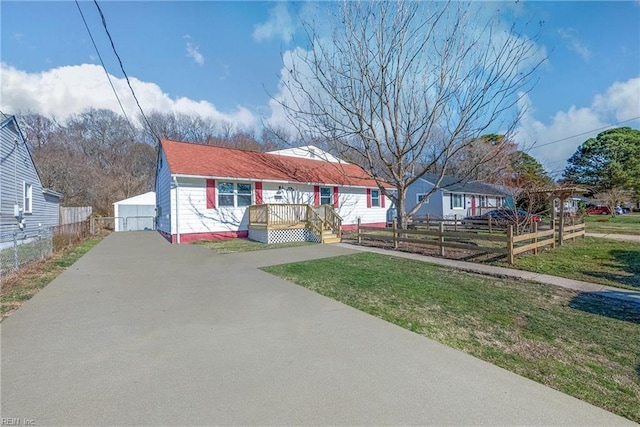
[
  {"left": 585, "top": 212, "right": 640, "bottom": 235},
  {"left": 504, "top": 237, "right": 640, "bottom": 291},
  {"left": 263, "top": 252, "right": 640, "bottom": 423},
  {"left": 195, "top": 238, "right": 316, "bottom": 253},
  {"left": 1, "top": 238, "right": 101, "bottom": 319}
]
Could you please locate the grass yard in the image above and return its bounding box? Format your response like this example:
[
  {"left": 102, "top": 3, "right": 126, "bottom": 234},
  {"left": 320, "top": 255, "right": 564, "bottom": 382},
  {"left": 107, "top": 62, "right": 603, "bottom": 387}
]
[
  {"left": 195, "top": 238, "right": 316, "bottom": 253},
  {"left": 263, "top": 252, "right": 640, "bottom": 423},
  {"left": 503, "top": 237, "right": 640, "bottom": 291},
  {"left": 585, "top": 212, "right": 640, "bottom": 235},
  {"left": 1, "top": 238, "right": 101, "bottom": 320}
]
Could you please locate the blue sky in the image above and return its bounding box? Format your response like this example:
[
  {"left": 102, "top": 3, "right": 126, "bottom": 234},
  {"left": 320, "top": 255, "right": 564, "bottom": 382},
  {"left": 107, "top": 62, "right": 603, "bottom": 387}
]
[{"left": 1, "top": 1, "right": 639, "bottom": 177}]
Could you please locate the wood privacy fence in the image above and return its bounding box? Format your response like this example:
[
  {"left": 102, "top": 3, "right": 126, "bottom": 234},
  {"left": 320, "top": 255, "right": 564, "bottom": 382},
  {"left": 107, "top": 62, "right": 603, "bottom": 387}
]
[
  {"left": 60, "top": 206, "right": 92, "bottom": 225},
  {"left": 357, "top": 219, "right": 585, "bottom": 264}
]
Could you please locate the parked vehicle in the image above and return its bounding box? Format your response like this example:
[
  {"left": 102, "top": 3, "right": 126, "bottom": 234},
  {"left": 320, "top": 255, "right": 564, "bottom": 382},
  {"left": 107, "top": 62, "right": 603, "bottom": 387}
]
[
  {"left": 585, "top": 206, "right": 611, "bottom": 215},
  {"left": 465, "top": 209, "right": 540, "bottom": 223},
  {"left": 614, "top": 206, "right": 630, "bottom": 215}
]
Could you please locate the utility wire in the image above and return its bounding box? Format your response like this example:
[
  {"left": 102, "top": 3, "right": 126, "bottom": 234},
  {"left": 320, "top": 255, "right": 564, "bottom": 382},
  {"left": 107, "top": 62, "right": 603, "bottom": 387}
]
[
  {"left": 530, "top": 116, "right": 640, "bottom": 150},
  {"left": 93, "top": 0, "right": 160, "bottom": 142},
  {"left": 75, "top": 0, "right": 136, "bottom": 135}
]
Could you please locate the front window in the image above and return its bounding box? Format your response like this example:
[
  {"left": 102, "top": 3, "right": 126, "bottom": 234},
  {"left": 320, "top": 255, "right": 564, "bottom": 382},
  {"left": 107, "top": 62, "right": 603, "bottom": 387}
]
[
  {"left": 237, "top": 183, "right": 252, "bottom": 207},
  {"left": 479, "top": 195, "right": 487, "bottom": 207},
  {"left": 452, "top": 193, "right": 464, "bottom": 209},
  {"left": 23, "top": 182, "right": 32, "bottom": 213},
  {"left": 371, "top": 189, "right": 380, "bottom": 207},
  {"left": 217, "top": 182, "right": 252, "bottom": 207},
  {"left": 320, "top": 187, "right": 332, "bottom": 205}
]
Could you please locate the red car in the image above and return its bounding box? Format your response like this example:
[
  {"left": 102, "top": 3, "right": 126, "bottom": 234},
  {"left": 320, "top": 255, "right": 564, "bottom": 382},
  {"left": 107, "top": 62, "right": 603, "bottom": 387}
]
[{"left": 586, "top": 206, "right": 610, "bottom": 215}]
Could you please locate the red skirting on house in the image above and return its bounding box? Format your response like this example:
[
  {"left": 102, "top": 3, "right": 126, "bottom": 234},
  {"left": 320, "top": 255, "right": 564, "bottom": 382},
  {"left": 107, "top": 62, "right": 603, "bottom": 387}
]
[{"left": 161, "top": 230, "right": 249, "bottom": 244}]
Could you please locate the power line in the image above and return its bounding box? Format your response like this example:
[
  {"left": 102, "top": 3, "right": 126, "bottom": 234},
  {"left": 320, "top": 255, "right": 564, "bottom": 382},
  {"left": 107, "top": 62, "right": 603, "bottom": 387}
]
[
  {"left": 75, "top": 0, "right": 136, "bottom": 135},
  {"left": 530, "top": 116, "right": 640, "bottom": 150},
  {"left": 93, "top": 0, "right": 159, "bottom": 141}
]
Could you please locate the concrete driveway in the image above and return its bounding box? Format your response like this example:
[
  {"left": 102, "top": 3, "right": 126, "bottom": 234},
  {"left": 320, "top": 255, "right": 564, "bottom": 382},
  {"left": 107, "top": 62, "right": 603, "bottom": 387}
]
[{"left": 1, "top": 232, "right": 634, "bottom": 425}]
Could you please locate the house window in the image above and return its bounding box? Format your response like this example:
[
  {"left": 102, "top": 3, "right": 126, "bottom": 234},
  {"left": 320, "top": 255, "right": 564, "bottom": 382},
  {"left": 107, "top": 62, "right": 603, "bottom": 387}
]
[
  {"left": 218, "top": 182, "right": 235, "bottom": 207},
  {"left": 417, "top": 194, "right": 430, "bottom": 204},
  {"left": 23, "top": 182, "right": 33, "bottom": 214},
  {"left": 320, "top": 187, "right": 332, "bottom": 205},
  {"left": 237, "top": 183, "right": 252, "bottom": 207},
  {"left": 452, "top": 193, "right": 464, "bottom": 209},
  {"left": 371, "top": 189, "right": 380, "bottom": 207},
  {"left": 479, "top": 195, "right": 487, "bottom": 207},
  {"left": 217, "top": 182, "right": 253, "bottom": 207}
]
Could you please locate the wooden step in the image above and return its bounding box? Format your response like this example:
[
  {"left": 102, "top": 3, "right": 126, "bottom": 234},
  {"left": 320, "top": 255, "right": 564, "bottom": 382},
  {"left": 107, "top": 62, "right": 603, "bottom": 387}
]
[{"left": 322, "top": 236, "right": 342, "bottom": 244}]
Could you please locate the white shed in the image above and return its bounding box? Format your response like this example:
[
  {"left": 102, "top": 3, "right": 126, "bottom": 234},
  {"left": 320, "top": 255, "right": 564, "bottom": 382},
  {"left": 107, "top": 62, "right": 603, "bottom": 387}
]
[{"left": 113, "top": 192, "right": 156, "bottom": 231}]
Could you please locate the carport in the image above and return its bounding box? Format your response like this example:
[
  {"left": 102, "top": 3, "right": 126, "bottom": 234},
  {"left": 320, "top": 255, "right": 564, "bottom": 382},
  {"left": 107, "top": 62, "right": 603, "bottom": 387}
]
[{"left": 113, "top": 191, "right": 156, "bottom": 231}]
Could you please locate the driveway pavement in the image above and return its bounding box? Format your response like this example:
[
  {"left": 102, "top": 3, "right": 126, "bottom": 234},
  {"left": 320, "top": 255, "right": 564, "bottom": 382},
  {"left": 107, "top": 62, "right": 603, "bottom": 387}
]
[{"left": 1, "top": 232, "right": 635, "bottom": 425}]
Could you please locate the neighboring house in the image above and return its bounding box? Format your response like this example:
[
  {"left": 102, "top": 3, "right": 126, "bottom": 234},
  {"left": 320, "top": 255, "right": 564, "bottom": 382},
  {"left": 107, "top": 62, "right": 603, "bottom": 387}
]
[
  {"left": 0, "top": 115, "right": 61, "bottom": 243},
  {"left": 113, "top": 191, "right": 156, "bottom": 232},
  {"left": 406, "top": 174, "right": 510, "bottom": 219},
  {"left": 155, "top": 140, "right": 391, "bottom": 243}
]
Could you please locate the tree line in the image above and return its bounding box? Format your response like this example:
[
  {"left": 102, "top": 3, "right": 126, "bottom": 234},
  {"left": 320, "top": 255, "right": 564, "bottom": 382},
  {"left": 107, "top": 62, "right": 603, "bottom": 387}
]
[{"left": 17, "top": 109, "right": 287, "bottom": 215}]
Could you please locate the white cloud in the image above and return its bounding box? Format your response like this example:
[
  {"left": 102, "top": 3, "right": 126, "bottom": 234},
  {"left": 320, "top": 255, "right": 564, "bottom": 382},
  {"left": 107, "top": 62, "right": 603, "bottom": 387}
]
[
  {"left": 558, "top": 28, "right": 591, "bottom": 60},
  {"left": 184, "top": 35, "right": 204, "bottom": 66},
  {"left": 514, "top": 77, "right": 640, "bottom": 177},
  {"left": 253, "top": 2, "right": 294, "bottom": 43},
  {"left": 0, "top": 63, "right": 255, "bottom": 130}
]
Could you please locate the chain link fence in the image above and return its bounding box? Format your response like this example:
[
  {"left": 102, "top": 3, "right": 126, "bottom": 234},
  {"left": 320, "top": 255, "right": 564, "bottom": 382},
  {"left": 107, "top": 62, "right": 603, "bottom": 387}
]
[{"left": 0, "top": 221, "right": 90, "bottom": 280}]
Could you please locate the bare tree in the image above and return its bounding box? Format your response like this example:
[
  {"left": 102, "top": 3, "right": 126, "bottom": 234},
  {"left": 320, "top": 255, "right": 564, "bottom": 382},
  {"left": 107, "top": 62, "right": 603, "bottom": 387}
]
[{"left": 274, "top": 0, "right": 544, "bottom": 228}]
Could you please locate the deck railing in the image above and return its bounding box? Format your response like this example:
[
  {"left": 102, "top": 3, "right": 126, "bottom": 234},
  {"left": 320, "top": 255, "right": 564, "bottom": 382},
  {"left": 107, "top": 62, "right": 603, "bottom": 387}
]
[{"left": 248, "top": 204, "right": 342, "bottom": 240}]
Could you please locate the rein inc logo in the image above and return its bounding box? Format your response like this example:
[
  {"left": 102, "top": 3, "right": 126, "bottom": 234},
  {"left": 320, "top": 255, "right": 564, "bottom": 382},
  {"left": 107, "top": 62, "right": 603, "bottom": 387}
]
[{"left": 1, "top": 419, "right": 35, "bottom": 426}]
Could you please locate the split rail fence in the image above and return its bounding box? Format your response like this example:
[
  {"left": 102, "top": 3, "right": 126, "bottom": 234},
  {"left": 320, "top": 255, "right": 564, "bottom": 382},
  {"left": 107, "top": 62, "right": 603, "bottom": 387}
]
[{"left": 357, "top": 217, "right": 585, "bottom": 264}]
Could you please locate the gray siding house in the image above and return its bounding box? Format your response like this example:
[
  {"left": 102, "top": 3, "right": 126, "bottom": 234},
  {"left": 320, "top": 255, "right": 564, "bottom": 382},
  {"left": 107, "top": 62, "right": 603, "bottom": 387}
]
[
  {"left": 0, "top": 115, "right": 61, "bottom": 242},
  {"left": 407, "top": 174, "right": 510, "bottom": 219}
]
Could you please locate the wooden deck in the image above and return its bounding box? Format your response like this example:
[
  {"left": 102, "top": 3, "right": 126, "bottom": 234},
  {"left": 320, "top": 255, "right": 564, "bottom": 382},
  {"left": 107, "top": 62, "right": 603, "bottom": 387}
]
[{"left": 248, "top": 204, "right": 342, "bottom": 243}]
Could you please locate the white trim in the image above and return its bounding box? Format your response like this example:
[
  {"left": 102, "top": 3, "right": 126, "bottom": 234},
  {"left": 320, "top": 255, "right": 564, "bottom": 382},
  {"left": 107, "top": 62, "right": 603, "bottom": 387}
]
[
  {"left": 171, "top": 173, "right": 391, "bottom": 190},
  {"left": 416, "top": 193, "right": 430, "bottom": 204},
  {"left": 23, "top": 181, "right": 33, "bottom": 214}
]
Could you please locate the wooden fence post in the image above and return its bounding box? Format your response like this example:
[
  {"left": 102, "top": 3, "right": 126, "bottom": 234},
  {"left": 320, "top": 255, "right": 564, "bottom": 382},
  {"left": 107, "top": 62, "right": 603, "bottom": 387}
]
[
  {"left": 426, "top": 214, "right": 430, "bottom": 231},
  {"left": 439, "top": 222, "right": 445, "bottom": 257},
  {"left": 551, "top": 219, "right": 557, "bottom": 248},
  {"left": 532, "top": 221, "right": 538, "bottom": 255},
  {"left": 357, "top": 217, "right": 362, "bottom": 245},
  {"left": 507, "top": 225, "right": 514, "bottom": 264},
  {"left": 488, "top": 216, "right": 492, "bottom": 233},
  {"left": 392, "top": 219, "right": 398, "bottom": 249},
  {"left": 454, "top": 214, "right": 458, "bottom": 231},
  {"left": 571, "top": 216, "right": 575, "bottom": 242}
]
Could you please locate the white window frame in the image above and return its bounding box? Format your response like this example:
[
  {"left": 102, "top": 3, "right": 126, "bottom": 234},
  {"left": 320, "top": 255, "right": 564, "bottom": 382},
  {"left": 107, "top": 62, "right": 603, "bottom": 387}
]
[
  {"left": 416, "top": 194, "right": 430, "bottom": 204},
  {"left": 320, "top": 187, "right": 332, "bottom": 205},
  {"left": 451, "top": 193, "right": 464, "bottom": 209},
  {"left": 217, "top": 181, "right": 253, "bottom": 208},
  {"left": 23, "top": 181, "right": 33, "bottom": 214},
  {"left": 371, "top": 189, "right": 380, "bottom": 207}
]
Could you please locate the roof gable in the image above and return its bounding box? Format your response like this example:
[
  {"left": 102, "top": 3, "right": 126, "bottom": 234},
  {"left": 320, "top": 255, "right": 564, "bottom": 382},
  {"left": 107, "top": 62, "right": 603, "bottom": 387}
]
[
  {"left": 419, "top": 173, "right": 506, "bottom": 196},
  {"left": 160, "top": 139, "right": 391, "bottom": 188}
]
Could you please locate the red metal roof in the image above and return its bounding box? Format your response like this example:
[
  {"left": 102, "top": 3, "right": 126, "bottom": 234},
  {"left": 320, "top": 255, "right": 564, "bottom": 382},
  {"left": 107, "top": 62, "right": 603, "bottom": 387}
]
[{"left": 161, "top": 139, "right": 391, "bottom": 188}]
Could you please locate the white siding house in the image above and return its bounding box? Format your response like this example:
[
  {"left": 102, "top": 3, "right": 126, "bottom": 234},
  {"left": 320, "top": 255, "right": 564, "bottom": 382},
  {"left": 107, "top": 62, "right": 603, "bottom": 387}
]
[
  {"left": 155, "top": 140, "right": 391, "bottom": 243},
  {"left": 0, "top": 115, "right": 61, "bottom": 245}
]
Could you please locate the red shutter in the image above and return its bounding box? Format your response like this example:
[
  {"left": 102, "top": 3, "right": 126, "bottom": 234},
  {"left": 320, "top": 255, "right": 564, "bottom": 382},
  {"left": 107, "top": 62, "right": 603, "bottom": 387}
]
[
  {"left": 255, "top": 181, "right": 263, "bottom": 205},
  {"left": 366, "top": 188, "right": 372, "bottom": 208},
  {"left": 381, "top": 189, "right": 386, "bottom": 208},
  {"left": 206, "top": 179, "right": 216, "bottom": 209},
  {"left": 314, "top": 185, "right": 320, "bottom": 206},
  {"left": 333, "top": 186, "right": 339, "bottom": 208}
]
